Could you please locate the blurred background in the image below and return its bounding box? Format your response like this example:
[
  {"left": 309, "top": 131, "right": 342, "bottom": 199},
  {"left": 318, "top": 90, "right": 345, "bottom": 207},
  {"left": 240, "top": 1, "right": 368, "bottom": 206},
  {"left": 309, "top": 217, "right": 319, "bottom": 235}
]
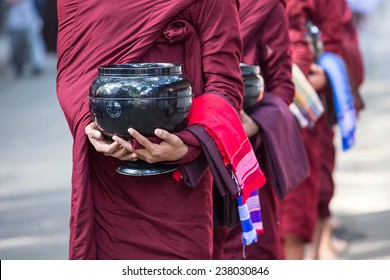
[{"left": 0, "top": 0, "right": 389, "bottom": 260}]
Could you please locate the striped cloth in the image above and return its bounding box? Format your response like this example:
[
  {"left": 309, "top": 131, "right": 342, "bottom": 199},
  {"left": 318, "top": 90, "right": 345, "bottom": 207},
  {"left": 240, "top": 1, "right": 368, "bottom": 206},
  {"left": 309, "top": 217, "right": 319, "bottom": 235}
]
[
  {"left": 186, "top": 93, "right": 266, "bottom": 245},
  {"left": 290, "top": 63, "right": 324, "bottom": 128},
  {"left": 318, "top": 52, "right": 356, "bottom": 151},
  {"left": 237, "top": 190, "right": 263, "bottom": 246}
]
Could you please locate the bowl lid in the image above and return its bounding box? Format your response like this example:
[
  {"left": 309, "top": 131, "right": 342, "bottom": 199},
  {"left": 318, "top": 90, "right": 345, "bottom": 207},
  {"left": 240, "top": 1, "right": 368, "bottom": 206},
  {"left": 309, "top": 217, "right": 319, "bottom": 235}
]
[
  {"left": 240, "top": 63, "right": 261, "bottom": 76},
  {"left": 98, "top": 63, "right": 182, "bottom": 76}
]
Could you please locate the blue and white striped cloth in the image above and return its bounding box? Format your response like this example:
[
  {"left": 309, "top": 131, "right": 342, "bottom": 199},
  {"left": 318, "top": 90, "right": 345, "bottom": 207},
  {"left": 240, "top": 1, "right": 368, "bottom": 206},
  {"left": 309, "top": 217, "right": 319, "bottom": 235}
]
[
  {"left": 237, "top": 190, "right": 263, "bottom": 246},
  {"left": 318, "top": 52, "right": 357, "bottom": 151}
]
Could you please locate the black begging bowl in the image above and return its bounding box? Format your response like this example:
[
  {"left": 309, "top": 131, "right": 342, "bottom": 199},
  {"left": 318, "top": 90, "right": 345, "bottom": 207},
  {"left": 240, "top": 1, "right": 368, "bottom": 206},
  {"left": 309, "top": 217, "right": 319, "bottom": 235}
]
[
  {"left": 89, "top": 63, "right": 193, "bottom": 139},
  {"left": 240, "top": 63, "right": 264, "bottom": 111}
]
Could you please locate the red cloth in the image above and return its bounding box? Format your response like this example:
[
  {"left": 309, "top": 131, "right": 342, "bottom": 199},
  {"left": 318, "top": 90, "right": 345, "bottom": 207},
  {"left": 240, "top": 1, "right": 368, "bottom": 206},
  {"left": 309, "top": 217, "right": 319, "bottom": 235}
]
[
  {"left": 187, "top": 94, "right": 266, "bottom": 204},
  {"left": 57, "top": 0, "right": 244, "bottom": 259}
]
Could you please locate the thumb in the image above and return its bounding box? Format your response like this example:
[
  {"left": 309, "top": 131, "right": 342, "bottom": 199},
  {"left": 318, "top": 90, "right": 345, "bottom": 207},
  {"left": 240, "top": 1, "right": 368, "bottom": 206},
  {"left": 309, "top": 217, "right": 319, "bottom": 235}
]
[
  {"left": 310, "top": 63, "right": 322, "bottom": 73},
  {"left": 154, "top": 128, "right": 177, "bottom": 143},
  {"left": 85, "top": 123, "right": 102, "bottom": 139}
]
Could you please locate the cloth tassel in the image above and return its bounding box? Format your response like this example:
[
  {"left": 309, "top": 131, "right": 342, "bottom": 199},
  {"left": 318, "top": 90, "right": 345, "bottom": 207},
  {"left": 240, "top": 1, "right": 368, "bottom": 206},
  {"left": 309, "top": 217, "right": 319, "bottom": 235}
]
[{"left": 237, "top": 190, "right": 263, "bottom": 246}]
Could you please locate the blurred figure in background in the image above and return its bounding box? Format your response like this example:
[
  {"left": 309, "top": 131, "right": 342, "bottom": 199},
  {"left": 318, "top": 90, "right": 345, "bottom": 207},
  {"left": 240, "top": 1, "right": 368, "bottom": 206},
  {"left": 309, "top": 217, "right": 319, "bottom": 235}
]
[
  {"left": 41, "top": 0, "right": 57, "bottom": 52},
  {"left": 4, "top": 0, "right": 46, "bottom": 77},
  {"left": 304, "top": 0, "right": 365, "bottom": 260},
  {"left": 280, "top": 0, "right": 365, "bottom": 260}
]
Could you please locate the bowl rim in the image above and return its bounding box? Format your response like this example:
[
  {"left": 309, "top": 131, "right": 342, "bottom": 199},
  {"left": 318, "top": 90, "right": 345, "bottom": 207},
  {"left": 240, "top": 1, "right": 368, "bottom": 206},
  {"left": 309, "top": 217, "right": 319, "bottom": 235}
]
[{"left": 98, "top": 63, "right": 183, "bottom": 76}]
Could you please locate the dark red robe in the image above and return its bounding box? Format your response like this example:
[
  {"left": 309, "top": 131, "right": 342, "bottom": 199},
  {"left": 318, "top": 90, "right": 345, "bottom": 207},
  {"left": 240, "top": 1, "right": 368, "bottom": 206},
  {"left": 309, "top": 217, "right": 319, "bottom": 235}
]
[
  {"left": 287, "top": 0, "right": 313, "bottom": 76},
  {"left": 307, "top": 0, "right": 346, "bottom": 218},
  {"left": 340, "top": 0, "right": 365, "bottom": 112},
  {"left": 57, "top": 0, "right": 244, "bottom": 259},
  {"left": 278, "top": 0, "right": 321, "bottom": 243},
  {"left": 280, "top": 0, "right": 345, "bottom": 234},
  {"left": 221, "top": 0, "right": 297, "bottom": 260},
  {"left": 314, "top": 0, "right": 365, "bottom": 218}
]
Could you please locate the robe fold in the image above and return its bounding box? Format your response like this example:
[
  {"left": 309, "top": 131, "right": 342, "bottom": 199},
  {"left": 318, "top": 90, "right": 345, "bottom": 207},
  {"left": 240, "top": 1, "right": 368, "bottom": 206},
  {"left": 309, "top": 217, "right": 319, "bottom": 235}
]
[
  {"left": 57, "top": 0, "right": 244, "bottom": 259},
  {"left": 340, "top": 0, "right": 365, "bottom": 112},
  {"left": 286, "top": 0, "right": 312, "bottom": 76},
  {"left": 279, "top": 0, "right": 321, "bottom": 243},
  {"left": 307, "top": 0, "right": 346, "bottom": 218}
]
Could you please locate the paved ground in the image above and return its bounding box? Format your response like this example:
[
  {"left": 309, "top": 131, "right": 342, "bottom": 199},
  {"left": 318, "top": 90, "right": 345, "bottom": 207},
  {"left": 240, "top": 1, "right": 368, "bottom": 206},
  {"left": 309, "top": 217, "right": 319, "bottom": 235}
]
[
  {"left": 0, "top": 51, "right": 71, "bottom": 259},
  {"left": 0, "top": 3, "right": 389, "bottom": 260}
]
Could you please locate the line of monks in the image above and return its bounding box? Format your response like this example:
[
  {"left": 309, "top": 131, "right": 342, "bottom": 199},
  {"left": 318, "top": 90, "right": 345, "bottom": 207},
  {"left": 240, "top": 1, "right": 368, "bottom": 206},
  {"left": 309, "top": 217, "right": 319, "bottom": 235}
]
[{"left": 214, "top": 0, "right": 364, "bottom": 260}]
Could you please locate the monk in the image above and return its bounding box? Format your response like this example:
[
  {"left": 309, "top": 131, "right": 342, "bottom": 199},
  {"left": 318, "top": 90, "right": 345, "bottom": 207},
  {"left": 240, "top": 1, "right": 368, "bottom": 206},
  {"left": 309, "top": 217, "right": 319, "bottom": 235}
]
[
  {"left": 304, "top": 0, "right": 364, "bottom": 260},
  {"left": 279, "top": 0, "right": 321, "bottom": 260},
  {"left": 56, "top": 0, "right": 248, "bottom": 260},
  {"left": 217, "top": 0, "right": 310, "bottom": 260},
  {"left": 281, "top": 0, "right": 360, "bottom": 259}
]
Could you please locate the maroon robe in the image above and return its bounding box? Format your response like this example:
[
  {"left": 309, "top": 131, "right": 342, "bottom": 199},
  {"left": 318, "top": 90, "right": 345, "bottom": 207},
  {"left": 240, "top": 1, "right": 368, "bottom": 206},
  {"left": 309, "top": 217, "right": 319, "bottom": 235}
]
[
  {"left": 278, "top": 0, "right": 321, "bottom": 243},
  {"left": 57, "top": 0, "right": 244, "bottom": 259},
  {"left": 280, "top": 0, "right": 359, "bottom": 243},
  {"left": 287, "top": 0, "right": 312, "bottom": 76},
  {"left": 340, "top": 0, "right": 365, "bottom": 112},
  {"left": 307, "top": 0, "right": 346, "bottom": 218},
  {"left": 315, "top": 1, "right": 364, "bottom": 218},
  {"left": 221, "top": 0, "right": 297, "bottom": 260}
]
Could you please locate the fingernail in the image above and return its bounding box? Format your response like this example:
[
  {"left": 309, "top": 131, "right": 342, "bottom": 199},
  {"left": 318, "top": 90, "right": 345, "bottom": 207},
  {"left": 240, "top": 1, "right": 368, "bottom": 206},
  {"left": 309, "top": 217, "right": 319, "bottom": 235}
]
[
  {"left": 128, "top": 128, "right": 134, "bottom": 134},
  {"left": 112, "top": 136, "right": 118, "bottom": 141}
]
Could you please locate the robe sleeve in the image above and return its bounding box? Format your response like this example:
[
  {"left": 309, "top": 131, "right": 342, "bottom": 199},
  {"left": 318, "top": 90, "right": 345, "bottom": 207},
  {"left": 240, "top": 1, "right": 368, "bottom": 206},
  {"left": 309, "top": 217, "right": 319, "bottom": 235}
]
[
  {"left": 196, "top": 0, "right": 244, "bottom": 110},
  {"left": 340, "top": 0, "right": 365, "bottom": 111},
  {"left": 287, "top": 0, "right": 313, "bottom": 76},
  {"left": 258, "top": 3, "right": 295, "bottom": 105},
  {"left": 311, "top": 0, "right": 344, "bottom": 56}
]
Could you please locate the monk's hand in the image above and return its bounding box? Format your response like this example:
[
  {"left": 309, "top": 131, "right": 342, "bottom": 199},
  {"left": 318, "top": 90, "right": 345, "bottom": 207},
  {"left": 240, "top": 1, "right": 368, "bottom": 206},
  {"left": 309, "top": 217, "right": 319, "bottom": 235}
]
[
  {"left": 240, "top": 110, "right": 259, "bottom": 138},
  {"left": 308, "top": 63, "right": 327, "bottom": 91},
  {"left": 85, "top": 122, "right": 136, "bottom": 160},
  {"left": 116, "top": 128, "right": 188, "bottom": 164}
]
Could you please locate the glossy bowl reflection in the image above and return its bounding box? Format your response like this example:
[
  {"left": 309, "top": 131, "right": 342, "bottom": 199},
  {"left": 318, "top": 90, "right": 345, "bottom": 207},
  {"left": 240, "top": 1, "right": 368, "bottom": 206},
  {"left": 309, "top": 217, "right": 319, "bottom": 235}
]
[
  {"left": 240, "top": 63, "right": 264, "bottom": 111},
  {"left": 89, "top": 63, "right": 193, "bottom": 138}
]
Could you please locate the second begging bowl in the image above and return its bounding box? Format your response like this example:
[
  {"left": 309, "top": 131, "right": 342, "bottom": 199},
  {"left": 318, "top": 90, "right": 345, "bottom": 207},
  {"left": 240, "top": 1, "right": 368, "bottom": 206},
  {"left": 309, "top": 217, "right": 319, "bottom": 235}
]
[{"left": 240, "top": 63, "right": 264, "bottom": 111}]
